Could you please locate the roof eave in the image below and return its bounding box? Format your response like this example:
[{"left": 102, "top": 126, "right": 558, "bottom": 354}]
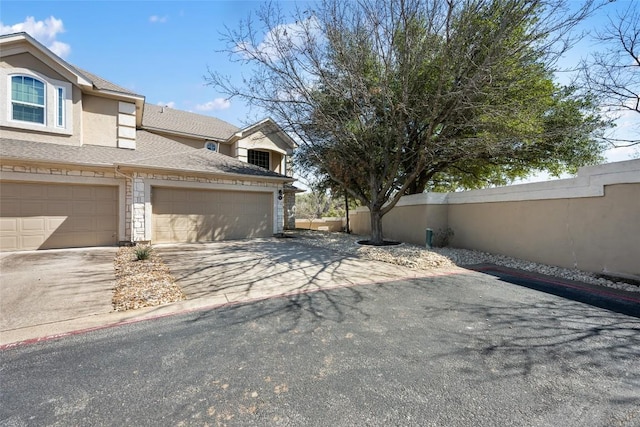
[
  {"left": 0, "top": 155, "right": 115, "bottom": 170},
  {"left": 228, "top": 118, "right": 297, "bottom": 149},
  {"left": 115, "top": 162, "right": 296, "bottom": 183},
  {"left": 0, "top": 32, "right": 93, "bottom": 88},
  {"left": 140, "top": 126, "right": 228, "bottom": 142}
]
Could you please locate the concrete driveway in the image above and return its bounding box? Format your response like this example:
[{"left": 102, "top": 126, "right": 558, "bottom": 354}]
[
  {"left": 153, "top": 239, "right": 460, "bottom": 304},
  {"left": 0, "top": 248, "right": 116, "bottom": 338},
  {"left": 1, "top": 239, "right": 460, "bottom": 347}
]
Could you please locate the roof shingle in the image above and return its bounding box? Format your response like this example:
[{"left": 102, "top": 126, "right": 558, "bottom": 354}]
[
  {"left": 0, "top": 131, "right": 291, "bottom": 181},
  {"left": 73, "top": 67, "right": 145, "bottom": 98},
  {"left": 142, "top": 104, "right": 239, "bottom": 140}
]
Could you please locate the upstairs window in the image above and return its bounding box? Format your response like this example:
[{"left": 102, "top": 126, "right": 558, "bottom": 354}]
[
  {"left": 2, "top": 69, "right": 73, "bottom": 135},
  {"left": 204, "top": 141, "right": 218, "bottom": 152},
  {"left": 56, "top": 87, "right": 65, "bottom": 127},
  {"left": 248, "top": 149, "right": 270, "bottom": 170},
  {"left": 11, "top": 75, "right": 45, "bottom": 124}
]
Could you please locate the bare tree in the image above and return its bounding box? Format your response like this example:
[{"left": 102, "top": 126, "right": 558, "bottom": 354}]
[
  {"left": 208, "top": 0, "right": 602, "bottom": 244},
  {"left": 579, "top": 3, "right": 639, "bottom": 148}
]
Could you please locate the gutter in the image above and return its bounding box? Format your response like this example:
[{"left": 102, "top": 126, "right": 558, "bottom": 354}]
[
  {"left": 114, "top": 162, "right": 295, "bottom": 183},
  {"left": 0, "top": 155, "right": 114, "bottom": 171},
  {"left": 139, "top": 126, "right": 229, "bottom": 142}
]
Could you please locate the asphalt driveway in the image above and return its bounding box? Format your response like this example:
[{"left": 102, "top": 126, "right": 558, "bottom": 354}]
[{"left": 2, "top": 273, "right": 639, "bottom": 426}]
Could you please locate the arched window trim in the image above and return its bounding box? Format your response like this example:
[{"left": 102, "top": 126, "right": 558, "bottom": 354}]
[{"left": 2, "top": 68, "right": 73, "bottom": 135}]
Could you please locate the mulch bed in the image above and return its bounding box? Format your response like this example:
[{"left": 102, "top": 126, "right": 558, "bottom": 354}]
[{"left": 112, "top": 246, "right": 186, "bottom": 312}]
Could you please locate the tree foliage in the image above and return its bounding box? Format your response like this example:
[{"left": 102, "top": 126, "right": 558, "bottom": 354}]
[{"left": 208, "top": 0, "right": 606, "bottom": 243}]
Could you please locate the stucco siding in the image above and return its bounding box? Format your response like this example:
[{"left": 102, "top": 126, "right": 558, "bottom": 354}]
[
  {"left": 1, "top": 52, "right": 67, "bottom": 81},
  {"left": 82, "top": 94, "right": 118, "bottom": 147}
]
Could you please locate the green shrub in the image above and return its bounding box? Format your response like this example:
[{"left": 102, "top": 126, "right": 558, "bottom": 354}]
[{"left": 134, "top": 246, "right": 152, "bottom": 261}]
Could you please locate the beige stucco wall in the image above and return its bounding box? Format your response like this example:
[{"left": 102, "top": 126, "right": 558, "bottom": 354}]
[
  {"left": 1, "top": 52, "right": 66, "bottom": 80},
  {"left": 448, "top": 183, "right": 640, "bottom": 278},
  {"left": 271, "top": 151, "right": 283, "bottom": 174},
  {"left": 152, "top": 134, "right": 205, "bottom": 149},
  {"left": 82, "top": 94, "right": 118, "bottom": 147},
  {"left": 382, "top": 204, "right": 449, "bottom": 246},
  {"left": 349, "top": 160, "right": 640, "bottom": 278},
  {"left": 241, "top": 129, "right": 291, "bottom": 154},
  {"left": 295, "top": 217, "right": 345, "bottom": 232},
  {"left": 234, "top": 129, "right": 293, "bottom": 174},
  {"left": 1, "top": 53, "right": 83, "bottom": 146},
  {"left": 218, "top": 143, "right": 232, "bottom": 156}
]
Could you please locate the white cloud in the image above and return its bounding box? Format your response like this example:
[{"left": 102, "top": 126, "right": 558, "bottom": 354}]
[
  {"left": 149, "top": 15, "right": 168, "bottom": 24},
  {"left": 156, "top": 101, "right": 176, "bottom": 108},
  {"left": 195, "top": 98, "right": 231, "bottom": 111},
  {"left": 0, "top": 16, "right": 70, "bottom": 58},
  {"left": 49, "top": 40, "right": 71, "bottom": 58}
]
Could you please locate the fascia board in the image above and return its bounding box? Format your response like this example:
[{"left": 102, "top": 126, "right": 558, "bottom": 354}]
[{"left": 1, "top": 33, "right": 93, "bottom": 88}]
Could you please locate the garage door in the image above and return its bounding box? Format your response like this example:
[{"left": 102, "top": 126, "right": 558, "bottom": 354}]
[
  {"left": 152, "top": 187, "right": 273, "bottom": 243},
  {"left": 0, "top": 182, "right": 118, "bottom": 251}
]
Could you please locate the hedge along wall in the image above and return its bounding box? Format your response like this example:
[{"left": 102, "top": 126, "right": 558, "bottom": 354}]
[{"left": 349, "top": 159, "right": 640, "bottom": 279}]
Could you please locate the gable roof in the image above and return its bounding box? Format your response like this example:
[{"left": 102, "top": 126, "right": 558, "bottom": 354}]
[
  {"left": 232, "top": 118, "right": 297, "bottom": 149},
  {"left": 73, "top": 67, "right": 144, "bottom": 98},
  {"left": 142, "top": 104, "right": 240, "bottom": 141},
  {"left": 0, "top": 132, "right": 293, "bottom": 182},
  {"left": 0, "top": 32, "right": 145, "bottom": 125},
  {"left": 0, "top": 32, "right": 92, "bottom": 88}
]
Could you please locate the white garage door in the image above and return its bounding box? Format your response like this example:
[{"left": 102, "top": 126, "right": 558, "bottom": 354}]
[
  {"left": 152, "top": 187, "right": 273, "bottom": 243},
  {"left": 0, "top": 181, "right": 118, "bottom": 251}
]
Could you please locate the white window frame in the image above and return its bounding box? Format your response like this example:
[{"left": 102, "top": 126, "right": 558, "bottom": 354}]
[
  {"left": 56, "top": 86, "right": 65, "bottom": 128},
  {"left": 10, "top": 75, "right": 46, "bottom": 125},
  {"left": 204, "top": 141, "right": 218, "bottom": 152},
  {"left": 1, "top": 68, "right": 73, "bottom": 135}
]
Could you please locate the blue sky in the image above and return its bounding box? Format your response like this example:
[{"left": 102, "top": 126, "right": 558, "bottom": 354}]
[{"left": 1, "top": 0, "right": 637, "bottom": 170}]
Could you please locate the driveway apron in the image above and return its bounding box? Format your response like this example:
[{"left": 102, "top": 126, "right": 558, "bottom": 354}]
[
  {"left": 0, "top": 240, "right": 459, "bottom": 346},
  {"left": 153, "top": 239, "right": 456, "bottom": 304},
  {"left": 0, "top": 248, "right": 116, "bottom": 333}
]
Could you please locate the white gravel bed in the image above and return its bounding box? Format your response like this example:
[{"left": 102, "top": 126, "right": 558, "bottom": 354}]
[{"left": 290, "top": 230, "right": 640, "bottom": 294}]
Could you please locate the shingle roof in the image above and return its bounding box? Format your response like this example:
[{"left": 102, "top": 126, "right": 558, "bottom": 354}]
[
  {"left": 74, "top": 67, "right": 144, "bottom": 98},
  {"left": 142, "top": 104, "right": 239, "bottom": 140},
  {"left": 129, "top": 132, "right": 287, "bottom": 178},
  {"left": 0, "top": 131, "right": 291, "bottom": 181}
]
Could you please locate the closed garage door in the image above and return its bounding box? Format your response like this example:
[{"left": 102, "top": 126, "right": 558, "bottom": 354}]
[
  {"left": 0, "top": 182, "right": 118, "bottom": 251},
  {"left": 152, "top": 187, "right": 273, "bottom": 243}
]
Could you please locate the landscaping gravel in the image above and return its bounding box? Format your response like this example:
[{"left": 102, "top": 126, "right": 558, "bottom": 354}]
[
  {"left": 112, "top": 246, "right": 186, "bottom": 311},
  {"left": 290, "top": 229, "right": 640, "bottom": 294}
]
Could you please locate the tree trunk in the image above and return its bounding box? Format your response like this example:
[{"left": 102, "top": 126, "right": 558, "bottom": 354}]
[
  {"left": 369, "top": 208, "right": 384, "bottom": 245},
  {"left": 344, "top": 192, "right": 350, "bottom": 234}
]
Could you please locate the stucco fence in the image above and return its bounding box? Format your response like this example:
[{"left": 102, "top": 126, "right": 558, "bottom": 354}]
[
  {"left": 295, "top": 218, "right": 346, "bottom": 232},
  {"left": 349, "top": 159, "right": 640, "bottom": 280}
]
